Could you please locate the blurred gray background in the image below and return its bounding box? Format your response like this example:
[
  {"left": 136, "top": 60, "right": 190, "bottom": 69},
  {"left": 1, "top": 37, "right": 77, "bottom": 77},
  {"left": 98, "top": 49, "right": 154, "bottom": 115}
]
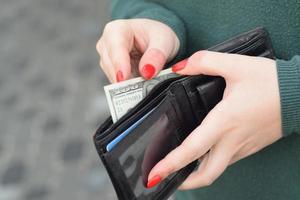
[{"left": 0, "top": 0, "right": 116, "bottom": 199}]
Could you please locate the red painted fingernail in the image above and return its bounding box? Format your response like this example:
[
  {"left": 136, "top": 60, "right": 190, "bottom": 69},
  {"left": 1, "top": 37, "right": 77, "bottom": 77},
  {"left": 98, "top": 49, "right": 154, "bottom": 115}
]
[
  {"left": 172, "top": 59, "right": 187, "bottom": 72},
  {"left": 142, "top": 64, "right": 156, "bottom": 80},
  {"left": 116, "top": 70, "right": 124, "bottom": 82},
  {"left": 147, "top": 175, "right": 162, "bottom": 188}
]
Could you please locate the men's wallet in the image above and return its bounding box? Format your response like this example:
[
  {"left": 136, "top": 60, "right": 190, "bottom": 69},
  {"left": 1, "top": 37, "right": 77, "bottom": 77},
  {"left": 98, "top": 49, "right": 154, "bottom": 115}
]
[{"left": 93, "top": 27, "right": 275, "bottom": 200}]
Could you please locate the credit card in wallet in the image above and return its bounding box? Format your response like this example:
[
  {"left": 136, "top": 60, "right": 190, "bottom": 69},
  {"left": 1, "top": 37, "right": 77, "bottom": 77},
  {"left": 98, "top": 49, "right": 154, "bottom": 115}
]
[{"left": 106, "top": 107, "right": 156, "bottom": 152}]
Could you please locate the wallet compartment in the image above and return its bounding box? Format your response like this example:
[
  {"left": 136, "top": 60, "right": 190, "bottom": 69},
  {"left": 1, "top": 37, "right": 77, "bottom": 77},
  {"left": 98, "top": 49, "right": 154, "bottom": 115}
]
[{"left": 100, "top": 91, "right": 197, "bottom": 199}]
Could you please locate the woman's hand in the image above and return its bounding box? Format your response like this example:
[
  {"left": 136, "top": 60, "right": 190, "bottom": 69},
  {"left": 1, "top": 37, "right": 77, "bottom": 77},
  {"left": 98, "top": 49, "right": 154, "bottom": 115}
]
[
  {"left": 147, "top": 51, "right": 283, "bottom": 190},
  {"left": 96, "top": 19, "right": 180, "bottom": 83}
]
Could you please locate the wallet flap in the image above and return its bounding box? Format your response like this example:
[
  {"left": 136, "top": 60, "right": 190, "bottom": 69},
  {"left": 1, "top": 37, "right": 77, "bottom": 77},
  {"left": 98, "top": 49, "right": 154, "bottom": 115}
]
[{"left": 208, "top": 27, "right": 275, "bottom": 58}]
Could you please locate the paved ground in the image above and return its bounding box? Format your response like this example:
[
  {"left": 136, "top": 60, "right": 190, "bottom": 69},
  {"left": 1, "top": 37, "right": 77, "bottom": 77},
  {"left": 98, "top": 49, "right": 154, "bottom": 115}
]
[{"left": 0, "top": 0, "right": 118, "bottom": 199}]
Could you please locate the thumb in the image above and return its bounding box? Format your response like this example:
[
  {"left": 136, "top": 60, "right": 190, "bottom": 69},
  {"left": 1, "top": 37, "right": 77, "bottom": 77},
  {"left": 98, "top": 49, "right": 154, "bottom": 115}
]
[
  {"left": 139, "top": 35, "right": 179, "bottom": 80},
  {"left": 172, "top": 51, "right": 258, "bottom": 78}
]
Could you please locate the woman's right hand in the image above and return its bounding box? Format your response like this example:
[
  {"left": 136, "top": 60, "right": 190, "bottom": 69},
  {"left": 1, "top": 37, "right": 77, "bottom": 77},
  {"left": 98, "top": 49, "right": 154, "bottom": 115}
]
[{"left": 96, "top": 19, "right": 180, "bottom": 83}]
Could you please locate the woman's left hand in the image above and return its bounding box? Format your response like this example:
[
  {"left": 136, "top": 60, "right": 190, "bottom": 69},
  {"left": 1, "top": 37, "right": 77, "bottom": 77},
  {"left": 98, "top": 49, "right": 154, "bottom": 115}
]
[{"left": 147, "top": 51, "right": 283, "bottom": 190}]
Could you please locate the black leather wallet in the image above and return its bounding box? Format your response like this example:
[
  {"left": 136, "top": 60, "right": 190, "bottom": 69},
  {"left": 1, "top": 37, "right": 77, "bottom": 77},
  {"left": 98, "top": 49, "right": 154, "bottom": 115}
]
[{"left": 93, "top": 27, "right": 275, "bottom": 200}]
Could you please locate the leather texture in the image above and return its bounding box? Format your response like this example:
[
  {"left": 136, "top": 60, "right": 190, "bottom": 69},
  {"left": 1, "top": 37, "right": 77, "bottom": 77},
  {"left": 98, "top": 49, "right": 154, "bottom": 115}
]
[{"left": 93, "top": 27, "right": 275, "bottom": 200}]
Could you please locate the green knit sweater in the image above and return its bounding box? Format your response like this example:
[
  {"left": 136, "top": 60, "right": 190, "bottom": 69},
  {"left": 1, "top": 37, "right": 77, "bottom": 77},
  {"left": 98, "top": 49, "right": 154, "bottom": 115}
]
[{"left": 110, "top": 0, "right": 300, "bottom": 199}]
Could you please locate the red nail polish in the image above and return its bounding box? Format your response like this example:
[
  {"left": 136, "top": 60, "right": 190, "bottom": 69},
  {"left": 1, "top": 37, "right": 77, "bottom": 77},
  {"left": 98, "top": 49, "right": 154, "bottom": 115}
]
[
  {"left": 172, "top": 59, "right": 187, "bottom": 72},
  {"left": 142, "top": 64, "right": 156, "bottom": 80},
  {"left": 147, "top": 175, "right": 162, "bottom": 188},
  {"left": 116, "top": 70, "right": 124, "bottom": 82}
]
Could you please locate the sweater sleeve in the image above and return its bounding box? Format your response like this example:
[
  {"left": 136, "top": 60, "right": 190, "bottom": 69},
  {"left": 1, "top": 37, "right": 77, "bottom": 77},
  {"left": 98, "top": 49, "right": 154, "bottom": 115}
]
[
  {"left": 276, "top": 55, "right": 300, "bottom": 136},
  {"left": 110, "top": 0, "right": 187, "bottom": 64}
]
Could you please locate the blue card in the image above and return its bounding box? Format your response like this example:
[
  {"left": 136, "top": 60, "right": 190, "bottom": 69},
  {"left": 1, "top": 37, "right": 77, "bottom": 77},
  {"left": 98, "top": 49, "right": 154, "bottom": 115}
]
[{"left": 106, "top": 108, "right": 156, "bottom": 152}]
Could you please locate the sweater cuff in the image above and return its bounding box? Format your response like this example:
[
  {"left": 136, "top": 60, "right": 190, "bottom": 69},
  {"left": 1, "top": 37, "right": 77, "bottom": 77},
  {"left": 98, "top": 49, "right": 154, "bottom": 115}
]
[{"left": 276, "top": 56, "right": 300, "bottom": 136}]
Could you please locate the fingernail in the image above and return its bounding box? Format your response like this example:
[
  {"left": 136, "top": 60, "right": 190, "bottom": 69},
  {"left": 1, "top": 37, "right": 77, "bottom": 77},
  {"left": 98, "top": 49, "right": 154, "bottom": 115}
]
[
  {"left": 116, "top": 70, "right": 124, "bottom": 82},
  {"left": 172, "top": 59, "right": 187, "bottom": 72},
  {"left": 147, "top": 175, "right": 162, "bottom": 188},
  {"left": 142, "top": 64, "right": 156, "bottom": 80}
]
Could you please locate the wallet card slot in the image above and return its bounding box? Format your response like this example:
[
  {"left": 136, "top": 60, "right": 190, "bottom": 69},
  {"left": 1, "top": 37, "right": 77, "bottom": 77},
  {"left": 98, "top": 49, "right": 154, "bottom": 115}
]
[
  {"left": 97, "top": 95, "right": 166, "bottom": 151},
  {"left": 106, "top": 107, "right": 157, "bottom": 152}
]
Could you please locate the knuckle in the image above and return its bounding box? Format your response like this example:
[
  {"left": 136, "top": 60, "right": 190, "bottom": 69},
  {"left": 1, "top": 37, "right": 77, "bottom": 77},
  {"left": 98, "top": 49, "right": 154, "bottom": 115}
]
[
  {"left": 104, "top": 19, "right": 127, "bottom": 33},
  {"left": 103, "top": 21, "right": 114, "bottom": 32},
  {"left": 96, "top": 39, "right": 103, "bottom": 53},
  {"left": 190, "top": 50, "right": 208, "bottom": 64}
]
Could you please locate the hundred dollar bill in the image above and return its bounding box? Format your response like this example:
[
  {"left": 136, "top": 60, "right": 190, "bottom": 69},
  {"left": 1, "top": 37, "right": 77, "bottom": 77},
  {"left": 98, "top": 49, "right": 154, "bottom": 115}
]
[{"left": 104, "top": 68, "right": 179, "bottom": 123}]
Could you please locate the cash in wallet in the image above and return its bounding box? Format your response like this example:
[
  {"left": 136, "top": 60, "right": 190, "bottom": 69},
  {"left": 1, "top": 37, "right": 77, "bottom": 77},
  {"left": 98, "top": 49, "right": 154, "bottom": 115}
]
[{"left": 93, "top": 27, "right": 275, "bottom": 200}]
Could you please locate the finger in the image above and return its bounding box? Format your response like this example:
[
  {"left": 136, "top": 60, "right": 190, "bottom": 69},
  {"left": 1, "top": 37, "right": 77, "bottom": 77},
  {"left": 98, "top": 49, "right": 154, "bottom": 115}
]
[
  {"left": 172, "top": 50, "right": 260, "bottom": 78},
  {"left": 105, "top": 43, "right": 131, "bottom": 82},
  {"left": 178, "top": 154, "right": 210, "bottom": 190},
  {"left": 139, "top": 35, "right": 178, "bottom": 80},
  {"left": 179, "top": 138, "right": 234, "bottom": 190},
  {"left": 97, "top": 37, "right": 118, "bottom": 83},
  {"left": 139, "top": 48, "right": 167, "bottom": 80},
  {"left": 104, "top": 27, "right": 132, "bottom": 81},
  {"left": 147, "top": 102, "right": 229, "bottom": 185},
  {"left": 96, "top": 37, "right": 103, "bottom": 56},
  {"left": 100, "top": 47, "right": 116, "bottom": 83}
]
